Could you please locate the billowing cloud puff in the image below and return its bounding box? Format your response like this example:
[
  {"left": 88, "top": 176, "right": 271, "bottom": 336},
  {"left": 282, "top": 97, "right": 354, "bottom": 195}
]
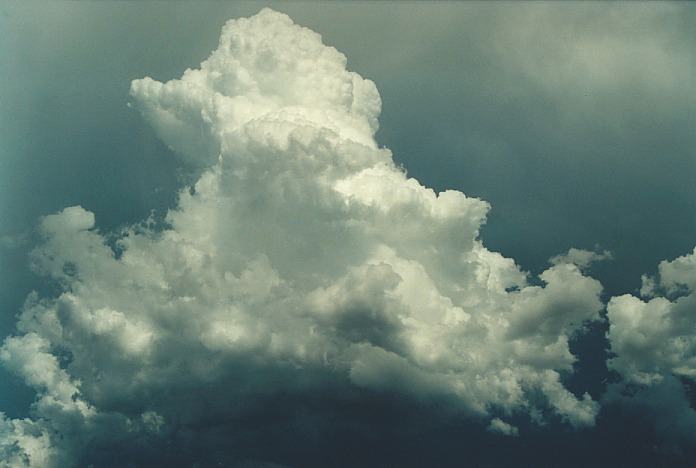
[
  {"left": 1, "top": 9, "right": 611, "bottom": 466},
  {"left": 606, "top": 248, "right": 696, "bottom": 444},
  {"left": 549, "top": 248, "right": 612, "bottom": 272},
  {"left": 608, "top": 248, "right": 696, "bottom": 384},
  {"left": 487, "top": 417, "right": 519, "bottom": 437}
]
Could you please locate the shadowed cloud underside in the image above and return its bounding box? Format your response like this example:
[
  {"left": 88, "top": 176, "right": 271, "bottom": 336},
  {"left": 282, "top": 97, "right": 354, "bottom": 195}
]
[{"left": 0, "top": 9, "right": 695, "bottom": 467}]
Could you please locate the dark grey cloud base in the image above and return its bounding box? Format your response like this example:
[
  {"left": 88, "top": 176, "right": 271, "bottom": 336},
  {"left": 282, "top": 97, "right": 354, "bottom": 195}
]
[{"left": 1, "top": 3, "right": 695, "bottom": 467}]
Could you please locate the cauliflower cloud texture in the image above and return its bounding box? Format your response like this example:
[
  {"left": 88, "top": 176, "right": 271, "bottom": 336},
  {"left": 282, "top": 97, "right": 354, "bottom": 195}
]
[{"left": 1, "top": 8, "right": 693, "bottom": 467}]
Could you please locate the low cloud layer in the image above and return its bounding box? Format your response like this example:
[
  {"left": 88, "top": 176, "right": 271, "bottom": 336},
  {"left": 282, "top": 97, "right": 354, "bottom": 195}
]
[{"left": 0, "top": 9, "right": 694, "bottom": 467}]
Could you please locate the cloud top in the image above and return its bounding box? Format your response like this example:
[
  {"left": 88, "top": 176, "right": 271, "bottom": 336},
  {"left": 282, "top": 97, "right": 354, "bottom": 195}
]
[
  {"left": 130, "top": 8, "right": 381, "bottom": 169},
  {"left": 3, "top": 8, "right": 692, "bottom": 466}
]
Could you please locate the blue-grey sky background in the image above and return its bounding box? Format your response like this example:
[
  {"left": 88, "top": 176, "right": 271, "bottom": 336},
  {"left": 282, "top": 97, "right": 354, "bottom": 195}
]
[{"left": 1, "top": 2, "right": 695, "bottom": 463}]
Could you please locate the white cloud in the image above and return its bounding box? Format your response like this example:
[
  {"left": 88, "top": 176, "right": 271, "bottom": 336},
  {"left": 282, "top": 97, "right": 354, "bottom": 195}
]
[
  {"left": 608, "top": 248, "right": 696, "bottom": 385},
  {"left": 636, "top": 248, "right": 696, "bottom": 300},
  {"left": 657, "top": 247, "right": 696, "bottom": 294},
  {"left": 487, "top": 417, "right": 518, "bottom": 437},
  {"left": 0, "top": 415, "right": 56, "bottom": 467},
  {"left": 606, "top": 247, "right": 696, "bottom": 443},
  {"left": 550, "top": 248, "right": 612, "bottom": 271},
  {"left": 0, "top": 9, "right": 607, "bottom": 465}
]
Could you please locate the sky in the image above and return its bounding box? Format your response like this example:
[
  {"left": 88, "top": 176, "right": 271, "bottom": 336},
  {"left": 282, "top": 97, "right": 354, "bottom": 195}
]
[{"left": 0, "top": 2, "right": 695, "bottom": 467}]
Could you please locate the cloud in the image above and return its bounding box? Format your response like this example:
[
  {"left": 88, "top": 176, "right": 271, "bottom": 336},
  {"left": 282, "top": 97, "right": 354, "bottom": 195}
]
[
  {"left": 0, "top": 8, "right": 645, "bottom": 466},
  {"left": 657, "top": 247, "right": 696, "bottom": 295},
  {"left": 608, "top": 248, "right": 696, "bottom": 385},
  {"left": 365, "top": 1, "right": 696, "bottom": 308},
  {"left": 550, "top": 248, "right": 612, "bottom": 271},
  {"left": 487, "top": 417, "right": 518, "bottom": 437},
  {"left": 606, "top": 247, "right": 696, "bottom": 445}
]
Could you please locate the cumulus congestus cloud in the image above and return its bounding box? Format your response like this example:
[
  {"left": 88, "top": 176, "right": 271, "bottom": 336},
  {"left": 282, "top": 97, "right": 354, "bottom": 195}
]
[{"left": 5, "top": 8, "right": 692, "bottom": 466}]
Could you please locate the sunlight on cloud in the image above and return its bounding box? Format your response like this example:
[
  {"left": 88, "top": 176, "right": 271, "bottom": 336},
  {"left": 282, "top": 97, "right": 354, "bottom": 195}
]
[{"left": 1, "top": 8, "right": 692, "bottom": 466}]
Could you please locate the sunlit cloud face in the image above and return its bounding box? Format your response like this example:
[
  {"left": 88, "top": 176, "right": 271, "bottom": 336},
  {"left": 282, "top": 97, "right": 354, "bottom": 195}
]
[{"left": 0, "top": 8, "right": 695, "bottom": 467}]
